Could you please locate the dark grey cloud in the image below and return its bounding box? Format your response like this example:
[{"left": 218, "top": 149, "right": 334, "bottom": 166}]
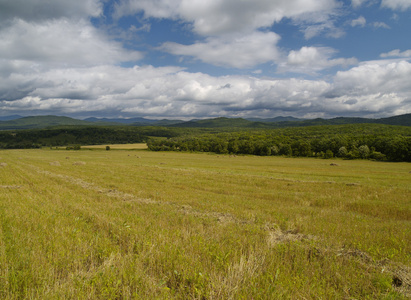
[
  {"left": 0, "top": 0, "right": 102, "bottom": 25},
  {"left": 343, "top": 99, "right": 358, "bottom": 105},
  {"left": 219, "top": 84, "right": 231, "bottom": 89}
]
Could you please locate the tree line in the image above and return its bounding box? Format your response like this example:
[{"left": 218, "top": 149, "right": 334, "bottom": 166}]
[
  {"left": 147, "top": 124, "right": 411, "bottom": 162},
  {"left": 0, "top": 127, "right": 148, "bottom": 149},
  {"left": 1, "top": 123, "right": 410, "bottom": 162}
]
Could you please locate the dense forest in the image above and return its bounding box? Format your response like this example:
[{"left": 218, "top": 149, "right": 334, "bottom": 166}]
[
  {"left": 1, "top": 122, "right": 411, "bottom": 162},
  {"left": 0, "top": 127, "right": 150, "bottom": 149},
  {"left": 147, "top": 124, "right": 411, "bottom": 162}
]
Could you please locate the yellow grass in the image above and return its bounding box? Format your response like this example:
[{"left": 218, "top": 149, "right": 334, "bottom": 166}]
[
  {"left": 82, "top": 143, "right": 148, "bottom": 150},
  {"left": 0, "top": 149, "right": 410, "bottom": 299}
]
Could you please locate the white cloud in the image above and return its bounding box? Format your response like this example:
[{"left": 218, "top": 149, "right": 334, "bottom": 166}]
[
  {"left": 114, "top": 0, "right": 180, "bottom": 20},
  {"left": 115, "top": 0, "right": 340, "bottom": 36},
  {"left": 291, "top": 8, "right": 345, "bottom": 39},
  {"left": 317, "top": 60, "right": 411, "bottom": 116},
  {"left": 0, "top": 18, "right": 142, "bottom": 73},
  {"left": 351, "top": 0, "right": 369, "bottom": 8},
  {"left": 2, "top": 59, "right": 410, "bottom": 119},
  {"left": 181, "top": 0, "right": 339, "bottom": 36},
  {"left": 332, "top": 60, "right": 411, "bottom": 97},
  {"left": 381, "top": 0, "right": 411, "bottom": 10},
  {"left": 114, "top": 0, "right": 346, "bottom": 70},
  {"left": 372, "top": 21, "right": 390, "bottom": 28},
  {"left": 160, "top": 31, "right": 281, "bottom": 69},
  {"left": 351, "top": 0, "right": 411, "bottom": 11},
  {"left": 0, "top": 65, "right": 332, "bottom": 118},
  {"left": 351, "top": 16, "right": 366, "bottom": 27},
  {"left": 380, "top": 49, "right": 411, "bottom": 58},
  {"left": 0, "top": 0, "right": 410, "bottom": 119},
  {"left": 279, "top": 47, "right": 357, "bottom": 74}
]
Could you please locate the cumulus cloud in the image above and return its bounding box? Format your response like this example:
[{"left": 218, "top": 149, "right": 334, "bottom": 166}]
[
  {"left": 1, "top": 59, "right": 410, "bottom": 119},
  {"left": 278, "top": 47, "right": 357, "bottom": 74},
  {"left": 0, "top": 19, "right": 142, "bottom": 72},
  {"left": 381, "top": 0, "right": 411, "bottom": 10},
  {"left": 290, "top": 7, "right": 346, "bottom": 40},
  {"left": 380, "top": 49, "right": 411, "bottom": 58},
  {"left": 115, "top": 0, "right": 339, "bottom": 36},
  {"left": 351, "top": 16, "right": 366, "bottom": 27},
  {"left": 351, "top": 0, "right": 369, "bottom": 8},
  {"left": 316, "top": 60, "right": 411, "bottom": 117},
  {"left": 331, "top": 60, "right": 411, "bottom": 102},
  {"left": 160, "top": 34, "right": 357, "bottom": 71},
  {"left": 114, "top": 0, "right": 345, "bottom": 68},
  {"left": 0, "top": 0, "right": 409, "bottom": 120},
  {"left": 0, "top": 65, "right": 330, "bottom": 118},
  {"left": 160, "top": 31, "right": 281, "bottom": 69}
]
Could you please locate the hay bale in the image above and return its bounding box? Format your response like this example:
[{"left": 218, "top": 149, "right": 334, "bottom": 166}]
[
  {"left": 72, "top": 161, "right": 86, "bottom": 166},
  {"left": 0, "top": 163, "right": 7, "bottom": 167}
]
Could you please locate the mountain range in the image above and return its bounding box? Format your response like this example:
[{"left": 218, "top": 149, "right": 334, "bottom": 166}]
[{"left": 0, "top": 114, "right": 410, "bottom": 130}]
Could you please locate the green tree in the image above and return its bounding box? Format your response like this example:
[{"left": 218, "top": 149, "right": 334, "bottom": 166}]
[
  {"left": 338, "top": 146, "right": 348, "bottom": 158},
  {"left": 358, "top": 145, "right": 370, "bottom": 159},
  {"left": 279, "top": 144, "right": 292, "bottom": 156},
  {"left": 324, "top": 149, "right": 334, "bottom": 159}
]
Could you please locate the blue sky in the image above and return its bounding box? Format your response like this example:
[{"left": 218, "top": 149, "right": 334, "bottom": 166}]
[{"left": 0, "top": 0, "right": 410, "bottom": 119}]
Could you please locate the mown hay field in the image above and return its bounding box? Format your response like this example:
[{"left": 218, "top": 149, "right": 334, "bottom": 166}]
[
  {"left": 82, "top": 143, "right": 148, "bottom": 150},
  {"left": 0, "top": 149, "right": 410, "bottom": 299}
]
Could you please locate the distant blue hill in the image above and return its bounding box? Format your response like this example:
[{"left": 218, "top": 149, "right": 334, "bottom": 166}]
[
  {"left": 84, "top": 117, "right": 184, "bottom": 126},
  {"left": 0, "top": 115, "right": 23, "bottom": 121},
  {"left": 0, "top": 113, "right": 410, "bottom": 130},
  {"left": 84, "top": 117, "right": 157, "bottom": 124},
  {"left": 170, "top": 114, "right": 411, "bottom": 128},
  {"left": 0, "top": 115, "right": 93, "bottom": 130},
  {"left": 246, "top": 116, "right": 303, "bottom": 122}
]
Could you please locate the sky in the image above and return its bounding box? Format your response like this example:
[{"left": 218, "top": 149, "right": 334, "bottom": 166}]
[{"left": 1, "top": 0, "right": 411, "bottom": 120}]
